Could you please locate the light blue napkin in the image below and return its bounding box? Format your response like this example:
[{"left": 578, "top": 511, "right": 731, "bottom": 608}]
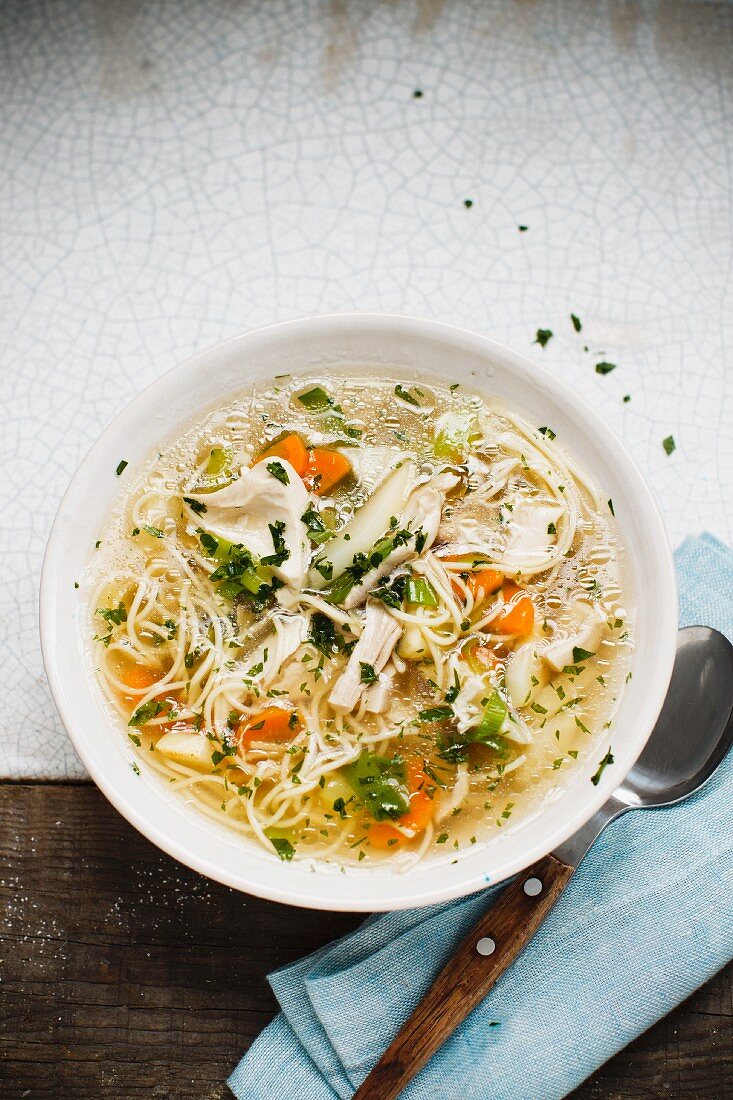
[{"left": 229, "top": 534, "right": 733, "bottom": 1100}]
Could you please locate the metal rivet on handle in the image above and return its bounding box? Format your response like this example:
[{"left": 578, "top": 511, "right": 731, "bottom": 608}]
[
  {"left": 476, "top": 936, "right": 496, "bottom": 956},
  {"left": 524, "top": 877, "right": 542, "bottom": 896}
]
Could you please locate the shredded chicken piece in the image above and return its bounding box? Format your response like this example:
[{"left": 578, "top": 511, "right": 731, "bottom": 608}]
[
  {"left": 363, "top": 671, "right": 393, "bottom": 714},
  {"left": 505, "top": 500, "right": 564, "bottom": 556},
  {"left": 244, "top": 612, "right": 309, "bottom": 687},
  {"left": 329, "top": 603, "right": 402, "bottom": 713},
  {"left": 191, "top": 458, "right": 309, "bottom": 585}
]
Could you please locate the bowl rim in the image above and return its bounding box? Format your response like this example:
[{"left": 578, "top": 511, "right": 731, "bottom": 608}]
[{"left": 40, "top": 312, "right": 678, "bottom": 911}]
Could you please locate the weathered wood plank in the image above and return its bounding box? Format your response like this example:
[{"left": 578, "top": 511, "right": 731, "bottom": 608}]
[{"left": 0, "top": 784, "right": 730, "bottom": 1098}]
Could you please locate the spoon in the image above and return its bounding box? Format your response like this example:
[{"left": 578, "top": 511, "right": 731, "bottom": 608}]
[{"left": 354, "top": 626, "right": 733, "bottom": 1100}]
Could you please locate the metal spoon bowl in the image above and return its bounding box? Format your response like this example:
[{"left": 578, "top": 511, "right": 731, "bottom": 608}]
[
  {"left": 557, "top": 624, "right": 733, "bottom": 864},
  {"left": 356, "top": 626, "right": 733, "bottom": 1100}
]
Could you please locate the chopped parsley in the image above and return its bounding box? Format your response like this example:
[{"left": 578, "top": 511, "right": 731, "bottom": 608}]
[
  {"left": 261, "top": 520, "right": 290, "bottom": 567},
  {"left": 128, "top": 699, "right": 166, "bottom": 727},
  {"left": 419, "top": 705, "right": 454, "bottom": 722},
  {"left": 444, "top": 670, "right": 461, "bottom": 704},
  {"left": 663, "top": 435, "right": 676, "bottom": 455},
  {"left": 595, "top": 361, "right": 617, "bottom": 375},
  {"left": 211, "top": 745, "right": 236, "bottom": 766},
  {"left": 360, "top": 662, "right": 378, "bottom": 684},
  {"left": 314, "top": 558, "right": 333, "bottom": 582},
  {"left": 538, "top": 426, "right": 556, "bottom": 440},
  {"left": 266, "top": 460, "right": 289, "bottom": 486},
  {"left": 394, "top": 383, "right": 420, "bottom": 407},
  {"left": 571, "top": 313, "right": 582, "bottom": 332},
  {"left": 199, "top": 531, "right": 218, "bottom": 555},
  {"left": 308, "top": 612, "right": 345, "bottom": 659},
  {"left": 591, "top": 748, "right": 614, "bottom": 786},
  {"left": 115, "top": 460, "right": 128, "bottom": 476},
  {"left": 183, "top": 496, "right": 207, "bottom": 515},
  {"left": 268, "top": 836, "right": 296, "bottom": 861},
  {"left": 534, "top": 328, "right": 553, "bottom": 348},
  {"left": 298, "top": 386, "right": 333, "bottom": 411},
  {"left": 464, "top": 198, "right": 473, "bottom": 208},
  {"left": 372, "top": 573, "right": 408, "bottom": 609},
  {"left": 97, "top": 601, "right": 127, "bottom": 627},
  {"left": 301, "top": 504, "right": 332, "bottom": 544},
  {"left": 142, "top": 524, "right": 164, "bottom": 539},
  {"left": 572, "top": 646, "right": 595, "bottom": 663}
]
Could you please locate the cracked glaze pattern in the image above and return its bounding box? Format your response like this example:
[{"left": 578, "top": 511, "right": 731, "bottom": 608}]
[{"left": 2, "top": 0, "right": 731, "bottom": 777}]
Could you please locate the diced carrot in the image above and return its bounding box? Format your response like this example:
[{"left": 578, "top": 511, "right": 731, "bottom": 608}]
[
  {"left": 450, "top": 575, "right": 468, "bottom": 601},
  {"left": 303, "top": 448, "right": 352, "bottom": 495},
  {"left": 368, "top": 758, "right": 435, "bottom": 849},
  {"left": 445, "top": 559, "right": 503, "bottom": 605},
  {"left": 367, "top": 822, "right": 406, "bottom": 850},
  {"left": 469, "top": 569, "right": 504, "bottom": 601},
  {"left": 492, "top": 583, "right": 534, "bottom": 636},
  {"left": 402, "top": 759, "right": 435, "bottom": 832},
  {"left": 120, "top": 663, "right": 158, "bottom": 691},
  {"left": 119, "top": 663, "right": 159, "bottom": 705},
  {"left": 238, "top": 705, "right": 302, "bottom": 751},
  {"left": 260, "top": 433, "right": 308, "bottom": 477}
]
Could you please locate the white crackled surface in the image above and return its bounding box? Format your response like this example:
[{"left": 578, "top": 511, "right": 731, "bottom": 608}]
[{"left": 1, "top": 0, "right": 731, "bottom": 778}]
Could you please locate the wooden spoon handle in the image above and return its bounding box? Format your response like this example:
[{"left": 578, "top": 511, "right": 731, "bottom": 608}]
[{"left": 352, "top": 853, "right": 574, "bottom": 1100}]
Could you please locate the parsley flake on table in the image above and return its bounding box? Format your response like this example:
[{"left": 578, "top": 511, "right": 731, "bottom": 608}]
[
  {"left": 534, "top": 329, "right": 553, "bottom": 348},
  {"left": 595, "top": 361, "right": 617, "bottom": 375},
  {"left": 663, "top": 435, "right": 676, "bottom": 455},
  {"left": 591, "top": 748, "right": 614, "bottom": 785},
  {"left": 571, "top": 313, "right": 582, "bottom": 332},
  {"left": 115, "top": 460, "right": 128, "bottom": 476}
]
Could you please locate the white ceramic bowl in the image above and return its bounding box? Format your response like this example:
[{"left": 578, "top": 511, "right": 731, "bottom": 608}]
[{"left": 41, "top": 315, "right": 677, "bottom": 911}]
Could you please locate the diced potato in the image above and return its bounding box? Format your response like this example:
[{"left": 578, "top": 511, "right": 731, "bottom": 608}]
[
  {"left": 155, "top": 731, "right": 214, "bottom": 770},
  {"left": 320, "top": 771, "right": 354, "bottom": 810},
  {"left": 397, "top": 624, "right": 428, "bottom": 660}
]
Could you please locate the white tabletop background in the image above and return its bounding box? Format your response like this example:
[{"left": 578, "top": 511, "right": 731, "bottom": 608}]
[{"left": 2, "top": 0, "right": 731, "bottom": 779}]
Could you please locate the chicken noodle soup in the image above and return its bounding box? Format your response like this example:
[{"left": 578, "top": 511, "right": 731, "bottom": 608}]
[{"left": 89, "top": 375, "right": 633, "bottom": 868}]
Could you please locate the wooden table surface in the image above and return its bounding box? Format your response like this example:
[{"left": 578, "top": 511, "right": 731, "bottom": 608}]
[{"left": 1, "top": 783, "right": 731, "bottom": 1099}]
